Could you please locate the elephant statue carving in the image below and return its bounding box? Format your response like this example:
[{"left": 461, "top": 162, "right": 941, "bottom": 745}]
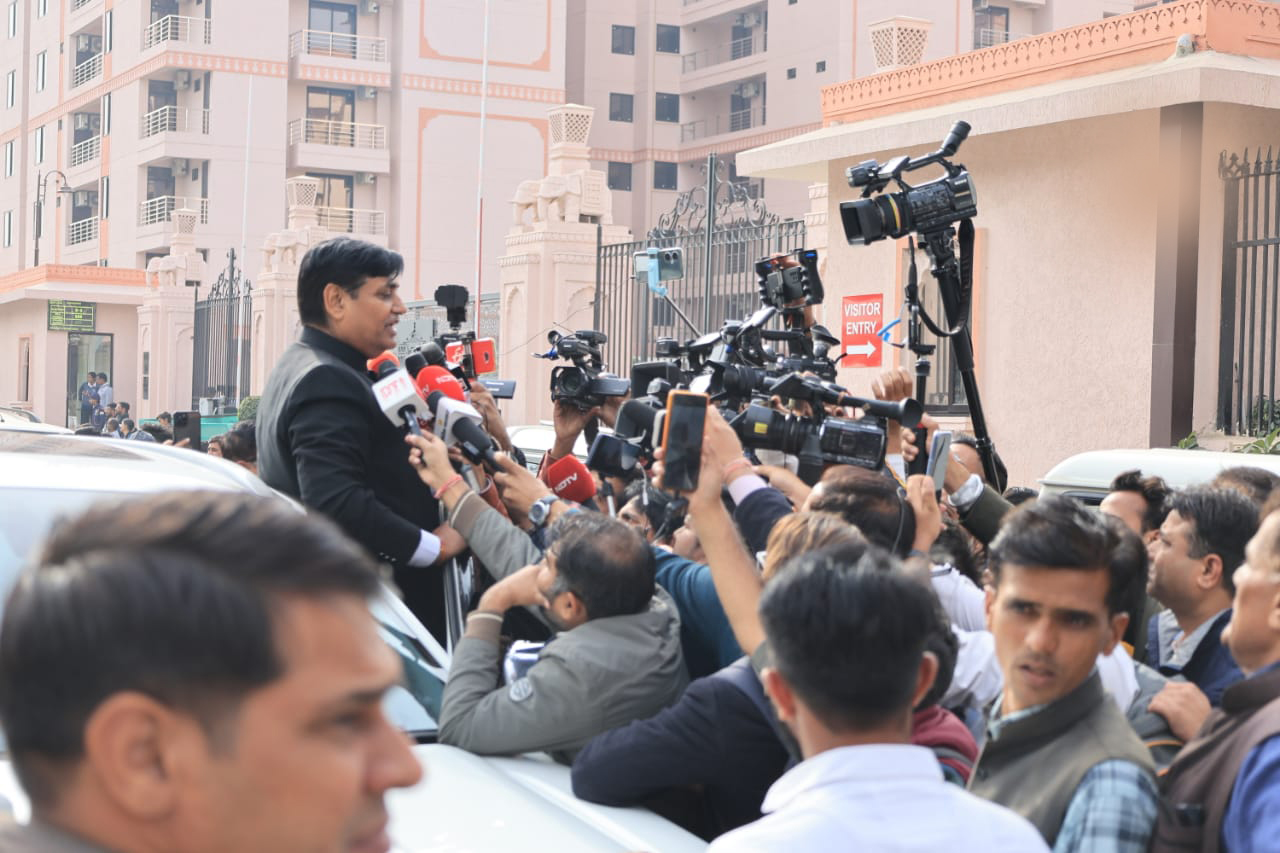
[
  {"left": 511, "top": 170, "right": 613, "bottom": 227},
  {"left": 262, "top": 230, "right": 310, "bottom": 272}
]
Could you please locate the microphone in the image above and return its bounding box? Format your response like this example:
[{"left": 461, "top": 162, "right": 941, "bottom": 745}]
[
  {"left": 416, "top": 365, "right": 466, "bottom": 403},
  {"left": 367, "top": 350, "right": 400, "bottom": 377},
  {"left": 371, "top": 361, "right": 427, "bottom": 436},
  {"left": 419, "top": 341, "right": 447, "bottom": 367},
  {"left": 425, "top": 390, "right": 497, "bottom": 467},
  {"left": 403, "top": 350, "right": 427, "bottom": 380},
  {"left": 547, "top": 454, "right": 597, "bottom": 505}
]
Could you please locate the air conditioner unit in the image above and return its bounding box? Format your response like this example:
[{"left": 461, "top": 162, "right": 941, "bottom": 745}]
[
  {"left": 174, "top": 158, "right": 190, "bottom": 176},
  {"left": 174, "top": 70, "right": 191, "bottom": 90},
  {"left": 741, "top": 12, "right": 761, "bottom": 28},
  {"left": 74, "top": 113, "right": 92, "bottom": 130},
  {"left": 73, "top": 190, "right": 96, "bottom": 207},
  {"left": 356, "top": 172, "right": 376, "bottom": 185},
  {"left": 75, "top": 34, "right": 92, "bottom": 52},
  {"left": 737, "top": 82, "right": 760, "bottom": 99},
  {"left": 361, "top": 0, "right": 380, "bottom": 12},
  {"left": 358, "top": 85, "right": 378, "bottom": 100}
]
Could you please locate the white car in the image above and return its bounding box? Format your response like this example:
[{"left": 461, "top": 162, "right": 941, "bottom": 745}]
[
  {"left": 1038, "top": 447, "right": 1280, "bottom": 504},
  {"left": 0, "top": 429, "right": 705, "bottom": 852}
]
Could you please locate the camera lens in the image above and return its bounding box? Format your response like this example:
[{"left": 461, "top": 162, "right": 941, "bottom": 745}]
[{"left": 559, "top": 369, "right": 587, "bottom": 396}]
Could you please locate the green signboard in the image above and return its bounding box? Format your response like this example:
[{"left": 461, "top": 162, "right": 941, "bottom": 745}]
[{"left": 48, "top": 300, "right": 97, "bottom": 333}]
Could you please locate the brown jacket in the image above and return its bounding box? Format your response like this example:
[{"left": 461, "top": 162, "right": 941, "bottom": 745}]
[{"left": 1152, "top": 665, "right": 1280, "bottom": 853}]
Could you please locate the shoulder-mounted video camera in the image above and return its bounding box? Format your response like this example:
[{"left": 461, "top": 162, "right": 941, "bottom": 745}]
[{"left": 536, "top": 329, "right": 630, "bottom": 412}]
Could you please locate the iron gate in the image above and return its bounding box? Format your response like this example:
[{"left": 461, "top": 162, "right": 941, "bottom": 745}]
[
  {"left": 192, "top": 249, "right": 252, "bottom": 413},
  {"left": 595, "top": 155, "right": 805, "bottom": 371}
]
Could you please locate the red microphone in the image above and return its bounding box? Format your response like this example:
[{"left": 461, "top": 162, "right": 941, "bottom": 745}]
[
  {"left": 367, "top": 351, "right": 399, "bottom": 374},
  {"left": 470, "top": 338, "right": 497, "bottom": 375},
  {"left": 415, "top": 365, "right": 466, "bottom": 403},
  {"left": 547, "top": 455, "right": 597, "bottom": 505}
]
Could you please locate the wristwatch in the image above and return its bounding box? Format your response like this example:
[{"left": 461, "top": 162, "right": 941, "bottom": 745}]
[{"left": 528, "top": 495, "right": 561, "bottom": 530}]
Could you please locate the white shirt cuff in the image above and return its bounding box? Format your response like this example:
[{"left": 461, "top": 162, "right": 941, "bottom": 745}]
[
  {"left": 408, "top": 530, "right": 442, "bottom": 567},
  {"left": 951, "top": 473, "right": 984, "bottom": 512},
  {"left": 886, "top": 453, "right": 906, "bottom": 482},
  {"left": 727, "top": 473, "right": 769, "bottom": 506}
]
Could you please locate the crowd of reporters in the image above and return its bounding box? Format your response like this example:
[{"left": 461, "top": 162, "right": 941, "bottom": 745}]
[{"left": 3, "top": 236, "right": 1279, "bottom": 852}]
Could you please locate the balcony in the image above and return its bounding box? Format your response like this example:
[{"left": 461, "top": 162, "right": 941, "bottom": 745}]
[
  {"left": 67, "top": 217, "right": 99, "bottom": 246},
  {"left": 682, "top": 34, "right": 764, "bottom": 73},
  {"left": 143, "top": 15, "right": 212, "bottom": 50},
  {"left": 680, "top": 106, "right": 765, "bottom": 142},
  {"left": 139, "top": 196, "right": 209, "bottom": 226},
  {"left": 317, "top": 207, "right": 386, "bottom": 241},
  {"left": 287, "top": 117, "right": 390, "bottom": 174},
  {"left": 288, "top": 29, "right": 391, "bottom": 82},
  {"left": 974, "top": 28, "right": 1032, "bottom": 49},
  {"left": 141, "top": 106, "right": 210, "bottom": 138},
  {"left": 71, "top": 53, "right": 103, "bottom": 89},
  {"left": 69, "top": 135, "right": 101, "bottom": 167},
  {"left": 71, "top": 0, "right": 98, "bottom": 9},
  {"left": 290, "top": 29, "right": 386, "bottom": 62}
]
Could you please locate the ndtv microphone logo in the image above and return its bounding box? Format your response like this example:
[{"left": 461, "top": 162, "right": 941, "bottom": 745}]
[
  {"left": 375, "top": 373, "right": 414, "bottom": 401},
  {"left": 554, "top": 472, "right": 578, "bottom": 493}
]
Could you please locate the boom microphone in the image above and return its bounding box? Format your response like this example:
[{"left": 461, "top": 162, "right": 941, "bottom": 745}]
[
  {"left": 371, "top": 361, "right": 427, "bottom": 436},
  {"left": 546, "top": 454, "right": 597, "bottom": 505},
  {"left": 425, "top": 390, "right": 497, "bottom": 467}
]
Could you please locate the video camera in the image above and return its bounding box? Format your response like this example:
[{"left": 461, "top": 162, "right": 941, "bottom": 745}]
[
  {"left": 426, "top": 285, "right": 516, "bottom": 399},
  {"left": 536, "top": 329, "right": 631, "bottom": 412},
  {"left": 839, "top": 121, "right": 976, "bottom": 246}
]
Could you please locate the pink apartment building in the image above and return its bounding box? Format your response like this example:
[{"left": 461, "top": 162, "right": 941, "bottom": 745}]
[{"left": 2, "top": 0, "right": 1139, "bottom": 427}]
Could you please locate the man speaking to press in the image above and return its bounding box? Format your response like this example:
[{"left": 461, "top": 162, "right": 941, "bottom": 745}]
[{"left": 258, "top": 237, "right": 463, "bottom": 635}]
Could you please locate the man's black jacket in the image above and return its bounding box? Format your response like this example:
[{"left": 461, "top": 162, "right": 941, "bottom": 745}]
[{"left": 258, "top": 327, "right": 442, "bottom": 622}]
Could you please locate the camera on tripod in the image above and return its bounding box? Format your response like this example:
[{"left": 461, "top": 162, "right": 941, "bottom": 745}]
[
  {"left": 537, "top": 329, "right": 631, "bottom": 412},
  {"left": 839, "top": 121, "right": 977, "bottom": 245}
]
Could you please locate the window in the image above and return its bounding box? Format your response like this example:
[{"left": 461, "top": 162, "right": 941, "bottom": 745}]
[
  {"left": 608, "top": 92, "right": 633, "bottom": 122},
  {"left": 607, "top": 161, "right": 632, "bottom": 192},
  {"left": 653, "top": 161, "right": 677, "bottom": 191},
  {"left": 974, "top": 6, "right": 1010, "bottom": 49},
  {"left": 611, "top": 25, "right": 635, "bottom": 55},
  {"left": 35, "top": 51, "right": 45, "bottom": 92},
  {"left": 308, "top": 1, "right": 356, "bottom": 34},
  {"left": 99, "top": 176, "right": 109, "bottom": 220},
  {"left": 6, "top": 2, "right": 15, "bottom": 39},
  {"left": 142, "top": 352, "right": 150, "bottom": 401},
  {"left": 786, "top": 67, "right": 796, "bottom": 80},
  {"left": 36, "top": 0, "right": 46, "bottom": 17},
  {"left": 102, "top": 92, "right": 110, "bottom": 134},
  {"left": 656, "top": 24, "right": 679, "bottom": 54},
  {"left": 655, "top": 92, "right": 679, "bottom": 123},
  {"left": 104, "top": 10, "right": 112, "bottom": 52},
  {"left": 33, "top": 126, "right": 43, "bottom": 164},
  {"left": 5, "top": 70, "right": 13, "bottom": 107},
  {"left": 2, "top": 210, "right": 11, "bottom": 247},
  {"left": 4, "top": 140, "right": 12, "bottom": 177},
  {"left": 815, "top": 60, "right": 826, "bottom": 73},
  {"left": 305, "top": 86, "right": 355, "bottom": 143},
  {"left": 17, "top": 336, "right": 30, "bottom": 403}
]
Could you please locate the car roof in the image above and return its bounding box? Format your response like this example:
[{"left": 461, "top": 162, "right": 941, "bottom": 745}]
[
  {"left": 0, "top": 429, "right": 280, "bottom": 497},
  {"left": 1039, "top": 448, "right": 1280, "bottom": 495},
  {"left": 0, "top": 414, "right": 69, "bottom": 434}
]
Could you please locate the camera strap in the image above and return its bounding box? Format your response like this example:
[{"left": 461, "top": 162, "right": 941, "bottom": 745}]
[{"left": 916, "top": 218, "right": 974, "bottom": 339}]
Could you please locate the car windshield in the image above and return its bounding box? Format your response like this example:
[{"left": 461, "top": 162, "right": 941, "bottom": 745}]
[{"left": 0, "top": 487, "right": 446, "bottom": 744}]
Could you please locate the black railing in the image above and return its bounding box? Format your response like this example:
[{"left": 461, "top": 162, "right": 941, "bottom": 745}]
[
  {"left": 1218, "top": 149, "right": 1280, "bottom": 436},
  {"left": 193, "top": 250, "right": 252, "bottom": 413}
]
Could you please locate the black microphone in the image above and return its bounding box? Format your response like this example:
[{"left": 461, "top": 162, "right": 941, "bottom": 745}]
[
  {"left": 404, "top": 350, "right": 427, "bottom": 379},
  {"left": 425, "top": 390, "right": 498, "bottom": 467},
  {"left": 420, "top": 341, "right": 447, "bottom": 367}
]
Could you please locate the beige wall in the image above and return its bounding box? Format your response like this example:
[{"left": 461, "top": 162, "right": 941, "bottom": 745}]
[{"left": 823, "top": 110, "right": 1163, "bottom": 488}]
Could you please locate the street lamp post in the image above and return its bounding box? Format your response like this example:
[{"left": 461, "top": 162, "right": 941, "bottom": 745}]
[{"left": 33, "top": 169, "right": 72, "bottom": 267}]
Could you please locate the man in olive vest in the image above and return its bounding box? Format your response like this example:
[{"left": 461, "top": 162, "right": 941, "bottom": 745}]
[
  {"left": 971, "top": 496, "right": 1157, "bottom": 852},
  {"left": 1152, "top": 507, "right": 1280, "bottom": 852}
]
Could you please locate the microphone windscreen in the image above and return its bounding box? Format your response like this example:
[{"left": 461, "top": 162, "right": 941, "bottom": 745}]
[
  {"left": 547, "top": 455, "right": 597, "bottom": 504},
  {"left": 416, "top": 365, "right": 465, "bottom": 403},
  {"left": 419, "top": 341, "right": 447, "bottom": 366},
  {"left": 375, "top": 360, "right": 399, "bottom": 379},
  {"left": 404, "top": 351, "right": 427, "bottom": 379},
  {"left": 470, "top": 338, "right": 497, "bottom": 374},
  {"left": 367, "top": 351, "right": 399, "bottom": 374}
]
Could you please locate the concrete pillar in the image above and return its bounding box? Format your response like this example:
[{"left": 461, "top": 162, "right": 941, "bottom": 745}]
[
  {"left": 138, "top": 208, "right": 205, "bottom": 418},
  {"left": 498, "top": 104, "right": 632, "bottom": 426}
]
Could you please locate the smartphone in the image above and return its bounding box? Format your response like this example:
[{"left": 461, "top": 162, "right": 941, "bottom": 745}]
[
  {"left": 927, "top": 430, "right": 953, "bottom": 495},
  {"left": 172, "top": 411, "right": 202, "bottom": 452},
  {"left": 660, "top": 391, "right": 708, "bottom": 493}
]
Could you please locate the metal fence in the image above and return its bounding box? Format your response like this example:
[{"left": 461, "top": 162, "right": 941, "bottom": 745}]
[
  {"left": 595, "top": 155, "right": 805, "bottom": 372},
  {"left": 1218, "top": 149, "right": 1280, "bottom": 436},
  {"left": 192, "top": 251, "right": 251, "bottom": 413}
]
